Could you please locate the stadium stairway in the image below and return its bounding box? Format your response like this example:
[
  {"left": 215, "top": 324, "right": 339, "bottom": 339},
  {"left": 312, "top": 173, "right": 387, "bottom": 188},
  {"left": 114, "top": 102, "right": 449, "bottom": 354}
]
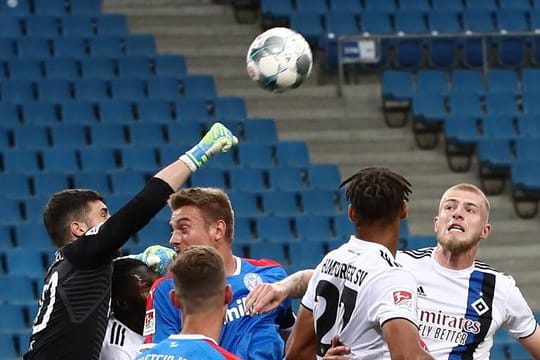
[{"left": 103, "top": 0, "right": 540, "bottom": 310}]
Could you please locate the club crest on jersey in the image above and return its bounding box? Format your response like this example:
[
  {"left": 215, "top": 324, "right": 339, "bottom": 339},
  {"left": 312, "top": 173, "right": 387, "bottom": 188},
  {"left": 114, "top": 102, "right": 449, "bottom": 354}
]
[
  {"left": 143, "top": 309, "right": 155, "bottom": 336},
  {"left": 243, "top": 273, "right": 263, "bottom": 291},
  {"left": 393, "top": 290, "right": 413, "bottom": 311},
  {"left": 472, "top": 298, "right": 490, "bottom": 316}
]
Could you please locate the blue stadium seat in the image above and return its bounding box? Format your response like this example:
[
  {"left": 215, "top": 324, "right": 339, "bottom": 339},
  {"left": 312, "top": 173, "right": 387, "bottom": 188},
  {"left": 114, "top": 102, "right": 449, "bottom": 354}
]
[
  {"left": 74, "top": 79, "right": 110, "bottom": 101},
  {"left": 482, "top": 115, "right": 518, "bottom": 139},
  {"left": 189, "top": 168, "right": 228, "bottom": 188},
  {"left": 0, "top": 127, "right": 11, "bottom": 149},
  {"left": 236, "top": 143, "right": 275, "bottom": 168},
  {"left": 444, "top": 116, "right": 483, "bottom": 172},
  {"left": 307, "top": 164, "right": 341, "bottom": 189},
  {"left": 24, "top": 16, "right": 60, "bottom": 37},
  {"left": 70, "top": 0, "right": 102, "bottom": 14},
  {"left": 34, "top": 0, "right": 67, "bottom": 15},
  {"left": 129, "top": 123, "right": 166, "bottom": 146},
  {"left": 13, "top": 224, "right": 51, "bottom": 251},
  {"left": 495, "top": 10, "right": 530, "bottom": 32},
  {"left": 0, "top": 103, "right": 21, "bottom": 127},
  {"left": 515, "top": 138, "right": 540, "bottom": 160},
  {"left": 228, "top": 192, "right": 260, "bottom": 217},
  {"left": 81, "top": 57, "right": 117, "bottom": 79},
  {"left": 328, "top": 0, "right": 362, "bottom": 13},
  {"left": 32, "top": 173, "right": 71, "bottom": 196},
  {"left": 98, "top": 100, "right": 135, "bottom": 124},
  {"left": 228, "top": 168, "right": 267, "bottom": 192},
  {"left": 381, "top": 70, "right": 415, "bottom": 103},
  {"left": 477, "top": 138, "right": 514, "bottom": 194},
  {"left": 110, "top": 78, "right": 147, "bottom": 100},
  {"left": 41, "top": 149, "right": 79, "bottom": 172},
  {"left": 462, "top": 10, "right": 496, "bottom": 33},
  {"left": 255, "top": 217, "right": 294, "bottom": 243},
  {"left": 146, "top": 77, "right": 182, "bottom": 100},
  {"left": 7, "top": 59, "right": 43, "bottom": 81},
  {"left": 5, "top": 249, "right": 45, "bottom": 277},
  {"left": 50, "top": 124, "right": 89, "bottom": 148},
  {"left": 300, "top": 189, "right": 339, "bottom": 215},
  {"left": 427, "top": 10, "right": 462, "bottom": 34},
  {"left": 394, "top": 11, "right": 428, "bottom": 34},
  {"left": 136, "top": 218, "right": 171, "bottom": 246},
  {"left": 296, "top": 0, "right": 328, "bottom": 14},
  {"left": 1, "top": 149, "right": 40, "bottom": 174},
  {"left": 398, "top": 0, "right": 430, "bottom": 11},
  {"left": 182, "top": 75, "right": 217, "bottom": 99},
  {"left": 53, "top": 37, "right": 88, "bottom": 58},
  {"left": 325, "top": 12, "right": 360, "bottom": 37},
  {"left": 136, "top": 99, "right": 174, "bottom": 123},
  {"left": 0, "top": 225, "right": 14, "bottom": 250},
  {"left": 96, "top": 14, "right": 129, "bottom": 35},
  {"left": 248, "top": 242, "right": 287, "bottom": 263},
  {"left": 295, "top": 214, "right": 334, "bottom": 242},
  {"left": 154, "top": 55, "right": 188, "bottom": 78},
  {"left": 451, "top": 70, "right": 485, "bottom": 95},
  {"left": 0, "top": 275, "right": 36, "bottom": 304},
  {"left": 13, "top": 126, "right": 49, "bottom": 149},
  {"left": 499, "top": 0, "right": 531, "bottom": 10},
  {"left": 22, "top": 103, "right": 59, "bottom": 126},
  {"left": 464, "top": 0, "right": 497, "bottom": 11},
  {"left": 363, "top": 0, "right": 396, "bottom": 12},
  {"left": 496, "top": 38, "right": 527, "bottom": 68},
  {"left": 517, "top": 115, "right": 540, "bottom": 137},
  {"left": 288, "top": 241, "right": 325, "bottom": 267},
  {"left": 213, "top": 97, "right": 247, "bottom": 121},
  {"left": 521, "top": 92, "right": 540, "bottom": 114},
  {"left": 268, "top": 167, "right": 306, "bottom": 191},
  {"left": 449, "top": 93, "right": 484, "bottom": 117},
  {"left": 511, "top": 160, "right": 540, "bottom": 218},
  {"left": 0, "top": 39, "right": 16, "bottom": 59},
  {"left": 109, "top": 170, "right": 148, "bottom": 195},
  {"left": 79, "top": 147, "right": 118, "bottom": 172},
  {"left": 530, "top": 9, "right": 540, "bottom": 33},
  {"left": 233, "top": 216, "right": 255, "bottom": 243},
  {"left": 262, "top": 190, "right": 299, "bottom": 216},
  {"left": 16, "top": 38, "right": 53, "bottom": 58},
  {"left": 117, "top": 56, "right": 153, "bottom": 78},
  {"left": 166, "top": 122, "right": 204, "bottom": 145},
  {"left": 260, "top": 0, "right": 294, "bottom": 26},
  {"left": 72, "top": 172, "right": 112, "bottom": 195},
  {"left": 120, "top": 147, "right": 159, "bottom": 171},
  {"left": 487, "top": 70, "right": 520, "bottom": 94},
  {"left": 0, "top": 197, "right": 23, "bottom": 224},
  {"left": 432, "top": 0, "right": 463, "bottom": 11},
  {"left": 61, "top": 101, "right": 98, "bottom": 125},
  {"left": 521, "top": 68, "right": 540, "bottom": 93},
  {"left": 88, "top": 36, "right": 123, "bottom": 57},
  {"left": 462, "top": 38, "right": 484, "bottom": 69},
  {"left": 1, "top": 80, "right": 36, "bottom": 103},
  {"left": 289, "top": 12, "right": 324, "bottom": 46},
  {"left": 22, "top": 196, "right": 47, "bottom": 223},
  {"left": 0, "top": 174, "right": 32, "bottom": 199},
  {"left": 36, "top": 79, "right": 73, "bottom": 102},
  {"left": 485, "top": 93, "right": 519, "bottom": 116},
  {"left": 125, "top": 34, "right": 157, "bottom": 56},
  {"left": 416, "top": 70, "right": 450, "bottom": 96},
  {"left": 274, "top": 141, "right": 310, "bottom": 166},
  {"left": 60, "top": 15, "right": 95, "bottom": 37},
  {"left": 394, "top": 39, "right": 425, "bottom": 69},
  {"left": 359, "top": 11, "right": 394, "bottom": 34},
  {"left": 0, "top": 17, "right": 22, "bottom": 37},
  {"left": 243, "top": 119, "right": 279, "bottom": 144},
  {"left": 427, "top": 38, "right": 459, "bottom": 69}
]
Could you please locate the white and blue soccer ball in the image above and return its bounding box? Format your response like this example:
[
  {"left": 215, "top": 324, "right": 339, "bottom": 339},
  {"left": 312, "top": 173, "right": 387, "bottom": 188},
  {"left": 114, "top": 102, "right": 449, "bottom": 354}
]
[{"left": 246, "top": 27, "right": 313, "bottom": 93}]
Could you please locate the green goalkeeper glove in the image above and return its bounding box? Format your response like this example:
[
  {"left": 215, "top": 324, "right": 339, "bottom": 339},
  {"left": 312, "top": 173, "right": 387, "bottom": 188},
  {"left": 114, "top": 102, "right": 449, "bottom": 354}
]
[{"left": 179, "top": 122, "right": 238, "bottom": 172}]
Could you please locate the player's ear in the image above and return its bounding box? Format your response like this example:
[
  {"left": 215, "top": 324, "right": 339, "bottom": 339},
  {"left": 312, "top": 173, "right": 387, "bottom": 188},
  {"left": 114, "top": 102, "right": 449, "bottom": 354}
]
[
  {"left": 169, "top": 290, "right": 182, "bottom": 310},
  {"left": 348, "top": 205, "right": 356, "bottom": 223},
  {"left": 212, "top": 219, "right": 226, "bottom": 242},
  {"left": 400, "top": 201, "right": 408, "bottom": 219},
  {"left": 224, "top": 284, "right": 232, "bottom": 306},
  {"left": 69, "top": 221, "right": 86, "bottom": 238}
]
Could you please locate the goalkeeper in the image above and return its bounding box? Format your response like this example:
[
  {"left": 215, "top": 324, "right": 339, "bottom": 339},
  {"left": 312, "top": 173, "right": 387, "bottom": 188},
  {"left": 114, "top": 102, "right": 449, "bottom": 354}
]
[{"left": 24, "top": 123, "right": 237, "bottom": 360}]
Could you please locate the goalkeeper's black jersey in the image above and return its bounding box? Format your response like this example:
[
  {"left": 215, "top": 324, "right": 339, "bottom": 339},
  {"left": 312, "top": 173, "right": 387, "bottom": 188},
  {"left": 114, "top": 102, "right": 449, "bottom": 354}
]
[{"left": 23, "top": 178, "right": 173, "bottom": 360}]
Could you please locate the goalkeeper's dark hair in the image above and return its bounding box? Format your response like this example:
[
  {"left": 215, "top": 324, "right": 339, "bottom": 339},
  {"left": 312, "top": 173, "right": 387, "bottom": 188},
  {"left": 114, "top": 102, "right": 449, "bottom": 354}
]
[
  {"left": 43, "top": 189, "right": 104, "bottom": 247},
  {"left": 339, "top": 167, "right": 411, "bottom": 224},
  {"left": 112, "top": 258, "right": 147, "bottom": 302}
]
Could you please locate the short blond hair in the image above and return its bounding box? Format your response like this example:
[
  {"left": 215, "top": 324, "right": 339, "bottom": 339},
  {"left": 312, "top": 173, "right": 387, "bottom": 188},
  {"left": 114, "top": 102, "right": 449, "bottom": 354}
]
[{"left": 439, "top": 184, "right": 491, "bottom": 220}]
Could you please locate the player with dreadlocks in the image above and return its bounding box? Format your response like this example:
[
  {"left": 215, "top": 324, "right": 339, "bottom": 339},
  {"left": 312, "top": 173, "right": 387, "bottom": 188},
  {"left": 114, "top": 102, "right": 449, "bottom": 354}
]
[{"left": 247, "top": 167, "right": 433, "bottom": 359}]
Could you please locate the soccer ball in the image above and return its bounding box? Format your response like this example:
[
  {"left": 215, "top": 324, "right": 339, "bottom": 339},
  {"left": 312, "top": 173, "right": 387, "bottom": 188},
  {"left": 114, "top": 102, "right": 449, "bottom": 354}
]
[{"left": 246, "top": 27, "right": 313, "bottom": 93}]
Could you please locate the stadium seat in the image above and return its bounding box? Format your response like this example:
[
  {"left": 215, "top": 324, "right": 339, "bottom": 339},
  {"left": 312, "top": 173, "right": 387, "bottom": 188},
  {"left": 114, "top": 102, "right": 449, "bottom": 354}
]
[
  {"left": 496, "top": 38, "right": 527, "bottom": 68},
  {"left": 487, "top": 70, "right": 520, "bottom": 94},
  {"left": 42, "top": 149, "right": 80, "bottom": 172},
  {"left": 22, "top": 196, "right": 48, "bottom": 224},
  {"left": 228, "top": 192, "right": 260, "bottom": 217},
  {"left": 1, "top": 80, "right": 36, "bottom": 103},
  {"left": 0, "top": 39, "right": 16, "bottom": 60},
  {"left": 521, "top": 92, "right": 540, "bottom": 114},
  {"left": 462, "top": 38, "right": 485, "bottom": 69},
  {"left": 448, "top": 93, "right": 484, "bottom": 117},
  {"left": 182, "top": 75, "right": 217, "bottom": 99},
  {"left": 72, "top": 172, "right": 112, "bottom": 195},
  {"left": 529, "top": 9, "right": 540, "bottom": 33},
  {"left": 243, "top": 119, "right": 278, "bottom": 144},
  {"left": 328, "top": 0, "right": 362, "bottom": 13},
  {"left": 136, "top": 218, "right": 171, "bottom": 246},
  {"left": 0, "top": 0, "right": 31, "bottom": 15},
  {"left": 7, "top": 59, "right": 43, "bottom": 81},
  {"left": 236, "top": 143, "right": 275, "bottom": 168},
  {"left": 125, "top": 34, "right": 157, "bottom": 56},
  {"left": 60, "top": 15, "right": 95, "bottom": 37},
  {"left": 96, "top": 14, "right": 129, "bottom": 35},
  {"left": 98, "top": 100, "right": 135, "bottom": 124},
  {"left": 394, "top": 11, "right": 428, "bottom": 34},
  {"left": 0, "top": 174, "right": 32, "bottom": 199},
  {"left": 307, "top": 164, "right": 341, "bottom": 189},
  {"left": 521, "top": 68, "right": 540, "bottom": 92},
  {"left": 213, "top": 97, "right": 247, "bottom": 122},
  {"left": 381, "top": 71, "right": 415, "bottom": 126},
  {"left": 432, "top": 0, "right": 463, "bottom": 11},
  {"left": 233, "top": 216, "right": 255, "bottom": 243},
  {"left": 363, "top": 0, "right": 396, "bottom": 12},
  {"left": 0, "top": 127, "right": 10, "bottom": 149},
  {"left": 13, "top": 224, "right": 51, "bottom": 251},
  {"left": 288, "top": 241, "right": 325, "bottom": 267},
  {"left": 0, "top": 103, "right": 21, "bottom": 127},
  {"left": 0, "top": 333, "right": 18, "bottom": 359},
  {"left": 0, "top": 17, "right": 22, "bottom": 37},
  {"left": 79, "top": 147, "right": 119, "bottom": 172},
  {"left": 89, "top": 36, "right": 124, "bottom": 57},
  {"left": 31, "top": 173, "right": 71, "bottom": 198},
  {"left": 300, "top": 189, "right": 339, "bottom": 215},
  {"left": 288, "top": 12, "right": 324, "bottom": 46},
  {"left": 296, "top": 0, "right": 328, "bottom": 14},
  {"left": 128, "top": 123, "right": 166, "bottom": 146},
  {"left": 0, "top": 224, "right": 14, "bottom": 250},
  {"left": 22, "top": 103, "right": 59, "bottom": 126},
  {"left": 60, "top": 101, "right": 98, "bottom": 125},
  {"left": 359, "top": 11, "right": 394, "bottom": 34},
  {"left": 482, "top": 115, "right": 518, "bottom": 140},
  {"left": 331, "top": 214, "right": 354, "bottom": 241},
  {"left": 451, "top": 70, "right": 485, "bottom": 96},
  {"left": 50, "top": 124, "right": 89, "bottom": 148},
  {"left": 499, "top": 0, "right": 531, "bottom": 10},
  {"left": 295, "top": 214, "right": 334, "bottom": 242},
  {"left": 247, "top": 242, "right": 287, "bottom": 264},
  {"left": 117, "top": 56, "right": 153, "bottom": 78},
  {"left": 70, "top": 0, "right": 102, "bottom": 14},
  {"left": 477, "top": 138, "right": 514, "bottom": 194},
  {"left": 325, "top": 12, "right": 360, "bottom": 37},
  {"left": 394, "top": 39, "right": 425, "bottom": 70},
  {"left": 13, "top": 127, "right": 50, "bottom": 149},
  {"left": 90, "top": 123, "right": 129, "bottom": 147},
  {"left": 416, "top": 70, "right": 449, "bottom": 96},
  {"left": 268, "top": 167, "right": 306, "bottom": 191},
  {"left": 255, "top": 217, "right": 294, "bottom": 243},
  {"left": 495, "top": 10, "right": 530, "bottom": 32},
  {"left": 24, "top": 16, "right": 60, "bottom": 37},
  {"left": 16, "top": 38, "right": 52, "bottom": 58},
  {"left": 1, "top": 150, "right": 40, "bottom": 174},
  {"left": 53, "top": 37, "right": 89, "bottom": 58},
  {"left": 110, "top": 78, "right": 147, "bottom": 100},
  {"left": 485, "top": 93, "right": 519, "bottom": 117},
  {"left": 109, "top": 170, "right": 148, "bottom": 195},
  {"left": 154, "top": 55, "right": 188, "bottom": 78},
  {"left": 0, "top": 197, "right": 23, "bottom": 225},
  {"left": 444, "top": 116, "right": 483, "bottom": 172},
  {"left": 74, "top": 79, "right": 110, "bottom": 101},
  {"left": 81, "top": 57, "right": 117, "bottom": 79},
  {"left": 462, "top": 10, "right": 496, "bottom": 33},
  {"left": 515, "top": 138, "right": 540, "bottom": 161},
  {"left": 120, "top": 147, "right": 159, "bottom": 171},
  {"left": 405, "top": 235, "right": 436, "bottom": 249},
  {"left": 427, "top": 38, "right": 459, "bottom": 69},
  {"left": 36, "top": 79, "right": 73, "bottom": 102},
  {"left": 189, "top": 167, "right": 228, "bottom": 188},
  {"left": 146, "top": 77, "right": 182, "bottom": 100},
  {"left": 228, "top": 168, "right": 267, "bottom": 192},
  {"left": 464, "top": 0, "right": 497, "bottom": 11},
  {"left": 260, "top": 0, "right": 294, "bottom": 28},
  {"left": 274, "top": 141, "right": 310, "bottom": 166},
  {"left": 4, "top": 249, "right": 45, "bottom": 278},
  {"left": 517, "top": 115, "right": 540, "bottom": 137},
  {"left": 136, "top": 99, "right": 175, "bottom": 123},
  {"left": 511, "top": 160, "right": 540, "bottom": 218},
  {"left": 261, "top": 190, "right": 299, "bottom": 216}
]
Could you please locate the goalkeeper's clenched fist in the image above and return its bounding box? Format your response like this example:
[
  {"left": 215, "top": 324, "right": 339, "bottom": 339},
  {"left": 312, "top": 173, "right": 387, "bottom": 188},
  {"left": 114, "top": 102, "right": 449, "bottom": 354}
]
[{"left": 180, "top": 122, "right": 239, "bottom": 173}]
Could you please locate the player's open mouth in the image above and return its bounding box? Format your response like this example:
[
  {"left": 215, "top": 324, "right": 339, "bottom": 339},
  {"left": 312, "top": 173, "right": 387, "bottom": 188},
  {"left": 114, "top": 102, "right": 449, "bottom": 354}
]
[{"left": 448, "top": 224, "right": 465, "bottom": 232}]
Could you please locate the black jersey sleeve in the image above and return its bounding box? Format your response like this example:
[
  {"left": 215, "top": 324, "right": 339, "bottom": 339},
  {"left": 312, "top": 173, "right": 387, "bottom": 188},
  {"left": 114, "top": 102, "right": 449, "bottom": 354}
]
[{"left": 64, "top": 177, "right": 174, "bottom": 268}]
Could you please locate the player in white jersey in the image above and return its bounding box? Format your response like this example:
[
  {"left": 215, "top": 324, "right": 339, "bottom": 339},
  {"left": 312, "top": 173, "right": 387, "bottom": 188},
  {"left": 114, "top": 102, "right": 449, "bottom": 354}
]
[
  {"left": 247, "top": 183, "right": 540, "bottom": 359},
  {"left": 396, "top": 183, "right": 540, "bottom": 359},
  {"left": 100, "top": 258, "right": 158, "bottom": 360},
  {"left": 284, "top": 167, "right": 433, "bottom": 359}
]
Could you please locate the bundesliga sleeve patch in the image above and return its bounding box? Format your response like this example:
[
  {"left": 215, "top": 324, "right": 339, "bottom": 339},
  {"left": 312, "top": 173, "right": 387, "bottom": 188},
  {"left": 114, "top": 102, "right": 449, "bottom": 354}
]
[
  {"left": 393, "top": 290, "right": 413, "bottom": 311},
  {"left": 143, "top": 309, "right": 155, "bottom": 336}
]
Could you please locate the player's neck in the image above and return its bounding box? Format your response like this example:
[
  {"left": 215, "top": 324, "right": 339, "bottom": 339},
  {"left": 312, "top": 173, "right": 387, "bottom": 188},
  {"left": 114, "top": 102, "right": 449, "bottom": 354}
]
[
  {"left": 222, "top": 250, "right": 237, "bottom": 275},
  {"left": 434, "top": 245, "right": 477, "bottom": 270},
  {"left": 180, "top": 313, "right": 223, "bottom": 342},
  {"left": 356, "top": 225, "right": 400, "bottom": 256}
]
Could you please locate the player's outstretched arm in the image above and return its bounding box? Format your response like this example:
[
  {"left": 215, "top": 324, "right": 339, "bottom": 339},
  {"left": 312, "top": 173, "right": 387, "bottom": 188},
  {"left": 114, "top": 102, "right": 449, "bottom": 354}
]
[
  {"left": 518, "top": 326, "right": 540, "bottom": 359},
  {"left": 247, "top": 269, "right": 314, "bottom": 315},
  {"left": 155, "top": 122, "right": 238, "bottom": 190}
]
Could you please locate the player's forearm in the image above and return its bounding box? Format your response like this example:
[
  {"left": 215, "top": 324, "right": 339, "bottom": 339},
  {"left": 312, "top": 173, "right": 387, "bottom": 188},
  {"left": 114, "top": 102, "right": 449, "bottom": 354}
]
[
  {"left": 278, "top": 269, "right": 314, "bottom": 299},
  {"left": 154, "top": 159, "right": 192, "bottom": 191}
]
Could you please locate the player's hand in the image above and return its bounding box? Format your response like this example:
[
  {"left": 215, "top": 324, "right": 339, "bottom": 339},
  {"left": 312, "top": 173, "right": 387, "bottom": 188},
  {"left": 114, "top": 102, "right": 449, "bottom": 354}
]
[
  {"left": 180, "top": 122, "right": 238, "bottom": 172},
  {"left": 323, "top": 336, "right": 352, "bottom": 360},
  {"left": 246, "top": 282, "right": 288, "bottom": 315},
  {"left": 120, "top": 245, "right": 176, "bottom": 276}
]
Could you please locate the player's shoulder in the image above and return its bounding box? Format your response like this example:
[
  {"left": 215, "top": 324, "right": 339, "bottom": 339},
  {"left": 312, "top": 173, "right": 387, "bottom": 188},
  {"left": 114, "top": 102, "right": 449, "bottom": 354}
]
[
  {"left": 473, "top": 259, "right": 514, "bottom": 281},
  {"left": 242, "top": 257, "right": 283, "bottom": 268},
  {"left": 106, "top": 318, "right": 131, "bottom": 347},
  {"left": 150, "top": 273, "right": 173, "bottom": 291},
  {"left": 396, "top": 247, "right": 435, "bottom": 265}
]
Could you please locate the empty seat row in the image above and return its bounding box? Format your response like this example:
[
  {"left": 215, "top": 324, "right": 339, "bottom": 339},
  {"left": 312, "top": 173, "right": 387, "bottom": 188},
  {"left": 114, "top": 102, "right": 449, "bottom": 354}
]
[
  {"left": 0, "top": 75, "right": 217, "bottom": 103},
  {"left": 0, "top": 34, "right": 156, "bottom": 59},
  {"left": 0, "top": 13, "right": 128, "bottom": 37},
  {"left": 0, "top": 55, "right": 187, "bottom": 80},
  {"left": 0, "top": 0, "right": 101, "bottom": 17}
]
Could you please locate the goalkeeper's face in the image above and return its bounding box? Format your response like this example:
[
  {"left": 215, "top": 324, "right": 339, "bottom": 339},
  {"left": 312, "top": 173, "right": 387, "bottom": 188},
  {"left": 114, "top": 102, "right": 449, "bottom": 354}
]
[{"left": 169, "top": 205, "right": 217, "bottom": 253}]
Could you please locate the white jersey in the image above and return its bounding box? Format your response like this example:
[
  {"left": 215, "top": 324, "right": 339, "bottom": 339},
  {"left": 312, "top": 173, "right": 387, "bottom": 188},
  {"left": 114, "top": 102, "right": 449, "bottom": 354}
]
[
  {"left": 100, "top": 316, "right": 144, "bottom": 360},
  {"left": 302, "top": 236, "right": 419, "bottom": 359},
  {"left": 397, "top": 247, "right": 538, "bottom": 360}
]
